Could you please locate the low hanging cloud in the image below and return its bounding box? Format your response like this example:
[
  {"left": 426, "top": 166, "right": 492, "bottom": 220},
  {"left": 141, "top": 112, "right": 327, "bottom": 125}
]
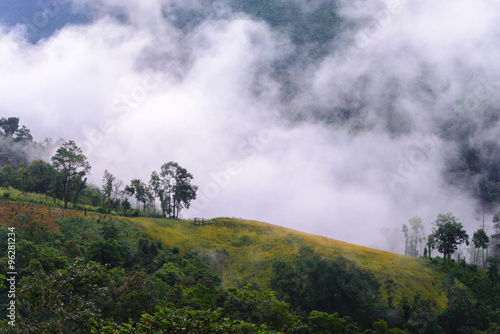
[{"left": 1, "top": 0, "right": 499, "bottom": 251}]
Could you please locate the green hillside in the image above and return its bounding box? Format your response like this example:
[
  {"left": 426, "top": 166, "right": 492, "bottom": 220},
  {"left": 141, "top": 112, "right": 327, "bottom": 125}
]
[
  {"left": 2, "top": 198, "right": 499, "bottom": 333},
  {"left": 122, "top": 216, "right": 448, "bottom": 310}
]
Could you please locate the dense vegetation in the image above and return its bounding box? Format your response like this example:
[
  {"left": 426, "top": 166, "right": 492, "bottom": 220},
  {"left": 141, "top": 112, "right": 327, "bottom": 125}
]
[{"left": 2, "top": 201, "right": 500, "bottom": 333}]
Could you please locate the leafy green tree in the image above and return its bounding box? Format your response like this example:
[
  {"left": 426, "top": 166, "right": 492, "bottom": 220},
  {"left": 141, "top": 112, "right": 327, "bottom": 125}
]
[
  {"left": 438, "top": 286, "right": 477, "bottom": 333},
  {"left": 14, "top": 125, "right": 33, "bottom": 142},
  {"left": 102, "top": 169, "right": 115, "bottom": 213},
  {"left": 223, "top": 285, "right": 297, "bottom": 332},
  {"left": 472, "top": 229, "right": 489, "bottom": 267},
  {"left": 17, "top": 165, "right": 32, "bottom": 194},
  {"left": 402, "top": 224, "right": 409, "bottom": 256},
  {"left": 408, "top": 216, "right": 424, "bottom": 257},
  {"left": 149, "top": 170, "right": 167, "bottom": 215},
  {"left": 154, "top": 161, "right": 198, "bottom": 219},
  {"left": 87, "top": 239, "right": 124, "bottom": 268},
  {"left": 271, "top": 246, "right": 381, "bottom": 328},
  {"left": 129, "top": 179, "right": 148, "bottom": 212},
  {"left": 0, "top": 117, "right": 19, "bottom": 136},
  {"left": 68, "top": 171, "right": 88, "bottom": 208},
  {"left": 0, "top": 164, "right": 19, "bottom": 188},
  {"left": 431, "top": 213, "right": 469, "bottom": 261},
  {"left": 121, "top": 197, "right": 131, "bottom": 215},
  {"left": 17, "top": 261, "right": 109, "bottom": 334},
  {"left": 51, "top": 140, "right": 91, "bottom": 209},
  {"left": 27, "top": 159, "right": 52, "bottom": 196},
  {"left": 63, "top": 240, "right": 82, "bottom": 258},
  {"left": 427, "top": 234, "right": 436, "bottom": 258},
  {"left": 137, "top": 238, "right": 159, "bottom": 265},
  {"left": 38, "top": 245, "right": 69, "bottom": 271},
  {"left": 491, "top": 212, "right": 500, "bottom": 257},
  {"left": 112, "top": 271, "right": 168, "bottom": 323},
  {"left": 154, "top": 262, "right": 183, "bottom": 285}
]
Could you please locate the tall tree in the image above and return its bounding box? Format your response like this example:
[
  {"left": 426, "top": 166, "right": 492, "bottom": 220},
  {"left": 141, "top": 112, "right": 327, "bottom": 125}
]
[
  {"left": 472, "top": 229, "right": 489, "bottom": 267},
  {"left": 14, "top": 125, "right": 33, "bottom": 142},
  {"left": 149, "top": 170, "right": 166, "bottom": 216},
  {"left": 102, "top": 170, "right": 116, "bottom": 213},
  {"left": 17, "top": 165, "right": 32, "bottom": 194},
  {"left": 431, "top": 213, "right": 469, "bottom": 261},
  {"left": 402, "top": 224, "right": 409, "bottom": 256},
  {"left": 158, "top": 161, "right": 198, "bottom": 219},
  {"left": 51, "top": 141, "right": 91, "bottom": 209},
  {"left": 113, "top": 178, "right": 123, "bottom": 213},
  {"left": 492, "top": 212, "right": 500, "bottom": 258},
  {"left": 408, "top": 216, "right": 424, "bottom": 257},
  {"left": 427, "top": 234, "right": 436, "bottom": 258},
  {"left": 129, "top": 179, "right": 148, "bottom": 212}
]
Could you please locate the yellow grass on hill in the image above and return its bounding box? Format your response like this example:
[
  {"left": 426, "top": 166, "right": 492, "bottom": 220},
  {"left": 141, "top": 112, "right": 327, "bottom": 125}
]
[{"left": 121, "top": 217, "right": 448, "bottom": 310}]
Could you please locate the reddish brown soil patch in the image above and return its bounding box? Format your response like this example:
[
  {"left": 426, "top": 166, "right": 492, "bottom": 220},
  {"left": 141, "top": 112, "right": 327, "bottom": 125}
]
[{"left": 0, "top": 202, "right": 102, "bottom": 232}]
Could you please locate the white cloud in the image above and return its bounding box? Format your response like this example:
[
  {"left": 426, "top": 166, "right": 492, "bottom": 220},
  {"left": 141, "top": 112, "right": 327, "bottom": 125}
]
[{"left": 0, "top": 0, "right": 499, "bottom": 252}]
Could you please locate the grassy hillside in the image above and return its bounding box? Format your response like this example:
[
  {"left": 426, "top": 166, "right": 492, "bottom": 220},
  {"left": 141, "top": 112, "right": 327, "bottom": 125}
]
[
  {"left": 0, "top": 188, "right": 448, "bottom": 312},
  {"left": 121, "top": 216, "right": 448, "bottom": 310}
]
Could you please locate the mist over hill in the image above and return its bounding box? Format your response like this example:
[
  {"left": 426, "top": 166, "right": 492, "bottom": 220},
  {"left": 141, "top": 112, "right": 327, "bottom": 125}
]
[{"left": 1, "top": 0, "right": 499, "bottom": 251}]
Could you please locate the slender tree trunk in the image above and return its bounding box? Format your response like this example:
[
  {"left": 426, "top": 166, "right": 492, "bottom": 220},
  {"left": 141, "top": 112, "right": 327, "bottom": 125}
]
[{"left": 63, "top": 180, "right": 68, "bottom": 209}]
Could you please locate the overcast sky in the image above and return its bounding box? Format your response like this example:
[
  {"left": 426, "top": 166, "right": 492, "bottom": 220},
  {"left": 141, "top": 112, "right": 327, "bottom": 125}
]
[{"left": 1, "top": 0, "right": 500, "bottom": 252}]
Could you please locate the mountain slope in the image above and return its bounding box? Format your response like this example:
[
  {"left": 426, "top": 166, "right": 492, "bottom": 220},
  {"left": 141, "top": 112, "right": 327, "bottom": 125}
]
[{"left": 122, "top": 216, "right": 448, "bottom": 310}]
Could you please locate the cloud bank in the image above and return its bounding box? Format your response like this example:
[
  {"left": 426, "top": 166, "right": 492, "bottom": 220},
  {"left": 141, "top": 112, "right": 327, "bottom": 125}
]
[{"left": 1, "top": 0, "right": 499, "bottom": 251}]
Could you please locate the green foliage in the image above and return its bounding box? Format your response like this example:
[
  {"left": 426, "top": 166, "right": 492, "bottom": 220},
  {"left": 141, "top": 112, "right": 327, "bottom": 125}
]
[
  {"left": 113, "top": 271, "right": 168, "bottom": 323},
  {"left": 308, "top": 310, "right": 360, "bottom": 334},
  {"left": 138, "top": 237, "right": 159, "bottom": 265},
  {"left": 431, "top": 213, "right": 469, "bottom": 260},
  {"left": 0, "top": 117, "right": 19, "bottom": 136},
  {"left": 25, "top": 259, "right": 43, "bottom": 273},
  {"left": 100, "top": 220, "right": 119, "bottom": 240},
  {"left": 8, "top": 202, "right": 500, "bottom": 333},
  {"left": 271, "top": 246, "right": 382, "bottom": 328},
  {"left": 223, "top": 284, "right": 297, "bottom": 332},
  {"left": 87, "top": 239, "right": 125, "bottom": 268},
  {"left": 38, "top": 245, "right": 69, "bottom": 271},
  {"left": 92, "top": 307, "right": 281, "bottom": 334},
  {"left": 438, "top": 286, "right": 477, "bottom": 333},
  {"left": 16, "top": 260, "right": 109, "bottom": 333},
  {"left": 0, "top": 164, "right": 19, "bottom": 188},
  {"left": 149, "top": 161, "right": 198, "bottom": 218},
  {"left": 51, "top": 140, "right": 91, "bottom": 209},
  {"left": 155, "top": 262, "right": 183, "bottom": 285},
  {"left": 372, "top": 319, "right": 405, "bottom": 333},
  {"left": 63, "top": 239, "right": 82, "bottom": 258}
]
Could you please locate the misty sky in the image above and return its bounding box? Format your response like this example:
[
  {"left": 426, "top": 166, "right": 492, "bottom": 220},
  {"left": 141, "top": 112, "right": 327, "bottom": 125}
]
[{"left": 1, "top": 0, "right": 500, "bottom": 252}]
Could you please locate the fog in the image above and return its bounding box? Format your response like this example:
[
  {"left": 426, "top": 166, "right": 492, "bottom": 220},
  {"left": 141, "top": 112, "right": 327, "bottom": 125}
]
[{"left": 1, "top": 0, "right": 499, "bottom": 252}]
